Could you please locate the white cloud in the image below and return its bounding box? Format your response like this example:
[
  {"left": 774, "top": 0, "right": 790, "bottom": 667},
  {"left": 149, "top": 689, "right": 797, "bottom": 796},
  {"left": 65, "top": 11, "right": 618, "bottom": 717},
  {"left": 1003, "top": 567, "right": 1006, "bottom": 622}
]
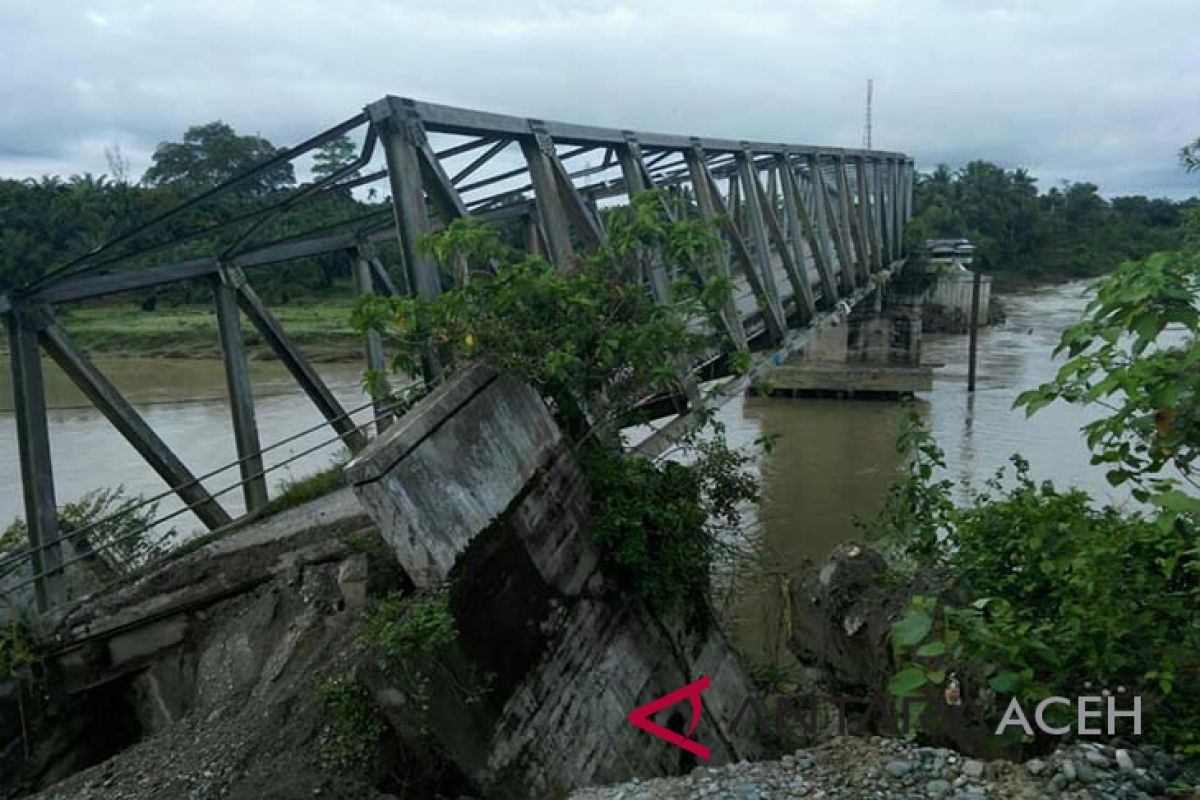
[{"left": 0, "top": 0, "right": 1195, "bottom": 196}]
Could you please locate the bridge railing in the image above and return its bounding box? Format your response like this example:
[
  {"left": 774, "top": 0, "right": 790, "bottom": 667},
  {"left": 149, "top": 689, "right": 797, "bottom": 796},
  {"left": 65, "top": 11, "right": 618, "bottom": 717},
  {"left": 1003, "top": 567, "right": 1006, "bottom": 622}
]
[{"left": 1, "top": 96, "right": 913, "bottom": 612}]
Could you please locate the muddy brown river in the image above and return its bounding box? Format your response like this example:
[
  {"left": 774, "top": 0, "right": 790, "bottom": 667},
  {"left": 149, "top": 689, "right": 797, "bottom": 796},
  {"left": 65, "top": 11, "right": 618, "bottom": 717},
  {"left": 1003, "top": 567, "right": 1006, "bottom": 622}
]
[{"left": 1, "top": 281, "right": 1118, "bottom": 655}]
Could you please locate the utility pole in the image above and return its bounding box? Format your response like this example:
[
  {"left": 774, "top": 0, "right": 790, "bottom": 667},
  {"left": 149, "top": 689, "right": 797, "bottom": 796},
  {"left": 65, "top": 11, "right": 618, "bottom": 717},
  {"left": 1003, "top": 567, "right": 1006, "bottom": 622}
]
[{"left": 967, "top": 268, "right": 982, "bottom": 392}]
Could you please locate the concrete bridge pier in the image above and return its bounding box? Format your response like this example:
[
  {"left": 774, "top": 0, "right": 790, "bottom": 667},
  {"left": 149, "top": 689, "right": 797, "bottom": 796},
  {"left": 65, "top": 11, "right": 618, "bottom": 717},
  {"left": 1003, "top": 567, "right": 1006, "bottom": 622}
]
[{"left": 761, "top": 294, "right": 932, "bottom": 398}]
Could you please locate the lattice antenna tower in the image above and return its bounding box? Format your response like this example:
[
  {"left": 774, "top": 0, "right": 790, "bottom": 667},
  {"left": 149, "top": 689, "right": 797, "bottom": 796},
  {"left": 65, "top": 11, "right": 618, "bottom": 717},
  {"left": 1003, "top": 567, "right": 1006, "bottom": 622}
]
[{"left": 864, "top": 78, "right": 873, "bottom": 149}]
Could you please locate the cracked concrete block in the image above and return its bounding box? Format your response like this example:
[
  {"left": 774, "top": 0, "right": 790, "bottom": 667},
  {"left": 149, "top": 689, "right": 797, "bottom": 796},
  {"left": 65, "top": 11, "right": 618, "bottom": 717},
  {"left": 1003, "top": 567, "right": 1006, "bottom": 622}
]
[
  {"left": 336, "top": 553, "right": 369, "bottom": 609},
  {"left": 344, "top": 363, "right": 562, "bottom": 586}
]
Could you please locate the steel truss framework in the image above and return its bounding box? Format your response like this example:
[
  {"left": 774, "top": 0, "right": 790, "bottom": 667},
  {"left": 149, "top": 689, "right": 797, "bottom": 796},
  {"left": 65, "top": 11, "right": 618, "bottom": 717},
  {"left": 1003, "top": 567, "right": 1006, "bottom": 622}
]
[{"left": 1, "top": 96, "right": 914, "bottom": 610}]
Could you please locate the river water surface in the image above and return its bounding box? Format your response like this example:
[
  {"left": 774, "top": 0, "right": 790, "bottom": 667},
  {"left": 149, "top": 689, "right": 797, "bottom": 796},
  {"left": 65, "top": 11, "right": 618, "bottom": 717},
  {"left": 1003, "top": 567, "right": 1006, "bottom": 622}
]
[{"left": 2, "top": 282, "right": 1113, "bottom": 643}]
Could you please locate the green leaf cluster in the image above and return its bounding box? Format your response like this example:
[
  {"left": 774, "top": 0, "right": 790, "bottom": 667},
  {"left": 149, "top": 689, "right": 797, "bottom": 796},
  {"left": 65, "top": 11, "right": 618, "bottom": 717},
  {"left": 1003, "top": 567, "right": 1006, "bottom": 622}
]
[{"left": 352, "top": 192, "right": 761, "bottom": 617}]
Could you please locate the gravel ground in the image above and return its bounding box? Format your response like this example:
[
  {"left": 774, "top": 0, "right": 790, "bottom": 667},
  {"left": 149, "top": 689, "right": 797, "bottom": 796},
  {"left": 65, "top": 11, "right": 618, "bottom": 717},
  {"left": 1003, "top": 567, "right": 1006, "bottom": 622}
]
[{"left": 571, "top": 737, "right": 1200, "bottom": 800}]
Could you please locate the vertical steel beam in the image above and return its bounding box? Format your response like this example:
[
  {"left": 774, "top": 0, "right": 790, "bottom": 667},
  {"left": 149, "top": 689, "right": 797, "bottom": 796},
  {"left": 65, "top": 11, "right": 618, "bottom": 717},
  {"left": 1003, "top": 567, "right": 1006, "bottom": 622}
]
[
  {"left": 906, "top": 160, "right": 915, "bottom": 226},
  {"left": 776, "top": 155, "right": 818, "bottom": 315},
  {"left": 736, "top": 148, "right": 786, "bottom": 334},
  {"left": 377, "top": 103, "right": 442, "bottom": 305},
  {"left": 375, "top": 100, "right": 444, "bottom": 379},
  {"left": 548, "top": 158, "right": 606, "bottom": 251},
  {"left": 881, "top": 158, "right": 895, "bottom": 263},
  {"left": 855, "top": 157, "right": 877, "bottom": 271},
  {"left": 40, "top": 319, "right": 234, "bottom": 531},
  {"left": 520, "top": 127, "right": 575, "bottom": 267},
  {"left": 352, "top": 249, "right": 392, "bottom": 434},
  {"left": 809, "top": 155, "right": 854, "bottom": 295},
  {"left": 877, "top": 159, "right": 890, "bottom": 264},
  {"left": 876, "top": 159, "right": 889, "bottom": 264},
  {"left": 867, "top": 158, "right": 886, "bottom": 269},
  {"left": 360, "top": 242, "right": 401, "bottom": 296},
  {"left": 523, "top": 210, "right": 544, "bottom": 256},
  {"left": 750, "top": 164, "right": 816, "bottom": 322},
  {"left": 836, "top": 156, "right": 869, "bottom": 286},
  {"left": 696, "top": 156, "right": 787, "bottom": 342},
  {"left": 212, "top": 274, "right": 268, "bottom": 512},
  {"left": 779, "top": 155, "right": 838, "bottom": 308},
  {"left": 685, "top": 147, "right": 747, "bottom": 349},
  {"left": 828, "top": 158, "right": 857, "bottom": 291},
  {"left": 6, "top": 307, "right": 61, "bottom": 610},
  {"left": 228, "top": 266, "right": 368, "bottom": 453},
  {"left": 617, "top": 137, "right": 673, "bottom": 303}
]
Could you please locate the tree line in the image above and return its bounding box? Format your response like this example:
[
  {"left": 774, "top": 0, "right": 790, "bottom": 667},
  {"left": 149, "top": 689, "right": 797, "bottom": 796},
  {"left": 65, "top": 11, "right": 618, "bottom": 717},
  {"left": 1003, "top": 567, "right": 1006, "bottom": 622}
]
[
  {"left": 906, "top": 160, "right": 1198, "bottom": 280},
  {"left": 0, "top": 122, "right": 374, "bottom": 301},
  {"left": 3, "top": 121, "right": 1198, "bottom": 299}
]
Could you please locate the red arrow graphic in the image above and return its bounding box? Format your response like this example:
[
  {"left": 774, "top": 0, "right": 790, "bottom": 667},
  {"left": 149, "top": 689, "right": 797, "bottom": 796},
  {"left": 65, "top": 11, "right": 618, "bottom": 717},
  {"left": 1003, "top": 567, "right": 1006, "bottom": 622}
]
[{"left": 626, "top": 675, "right": 711, "bottom": 761}]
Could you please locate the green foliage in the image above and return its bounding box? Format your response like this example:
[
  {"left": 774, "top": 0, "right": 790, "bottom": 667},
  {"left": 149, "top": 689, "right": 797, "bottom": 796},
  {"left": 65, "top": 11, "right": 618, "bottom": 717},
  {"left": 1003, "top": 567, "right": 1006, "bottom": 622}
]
[
  {"left": 0, "top": 121, "right": 401, "bottom": 300},
  {"left": 354, "top": 193, "right": 761, "bottom": 617},
  {"left": 353, "top": 193, "right": 737, "bottom": 442},
  {"left": 870, "top": 413, "right": 957, "bottom": 558},
  {"left": 1015, "top": 250, "right": 1200, "bottom": 509},
  {"left": 2, "top": 486, "right": 167, "bottom": 579},
  {"left": 0, "top": 619, "right": 37, "bottom": 685},
  {"left": 362, "top": 587, "right": 458, "bottom": 660},
  {"left": 880, "top": 431, "right": 1200, "bottom": 748},
  {"left": 907, "top": 161, "right": 1195, "bottom": 280},
  {"left": 582, "top": 431, "right": 758, "bottom": 618},
  {"left": 143, "top": 121, "right": 295, "bottom": 197},
  {"left": 261, "top": 462, "right": 347, "bottom": 517},
  {"left": 1182, "top": 137, "right": 1200, "bottom": 174},
  {"left": 883, "top": 205, "right": 1200, "bottom": 749},
  {"left": 361, "top": 587, "right": 490, "bottom": 724},
  {"left": 316, "top": 677, "right": 386, "bottom": 770},
  {"left": 311, "top": 135, "right": 359, "bottom": 181}
]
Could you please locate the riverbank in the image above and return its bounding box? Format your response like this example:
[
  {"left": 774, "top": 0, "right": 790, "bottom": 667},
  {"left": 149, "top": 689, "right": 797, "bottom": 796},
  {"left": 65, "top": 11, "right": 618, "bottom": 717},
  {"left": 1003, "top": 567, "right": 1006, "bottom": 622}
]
[{"left": 0, "top": 301, "right": 366, "bottom": 362}]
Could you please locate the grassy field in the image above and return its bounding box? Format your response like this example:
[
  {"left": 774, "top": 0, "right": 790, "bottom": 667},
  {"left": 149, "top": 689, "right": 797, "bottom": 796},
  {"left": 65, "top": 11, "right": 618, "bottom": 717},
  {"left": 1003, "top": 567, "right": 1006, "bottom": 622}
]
[{"left": 46, "top": 299, "right": 366, "bottom": 361}]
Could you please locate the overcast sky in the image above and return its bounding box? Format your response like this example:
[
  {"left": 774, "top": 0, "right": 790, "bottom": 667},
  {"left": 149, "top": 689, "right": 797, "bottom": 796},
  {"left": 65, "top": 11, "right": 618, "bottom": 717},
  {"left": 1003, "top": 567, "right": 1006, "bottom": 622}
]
[{"left": 1, "top": 0, "right": 1196, "bottom": 198}]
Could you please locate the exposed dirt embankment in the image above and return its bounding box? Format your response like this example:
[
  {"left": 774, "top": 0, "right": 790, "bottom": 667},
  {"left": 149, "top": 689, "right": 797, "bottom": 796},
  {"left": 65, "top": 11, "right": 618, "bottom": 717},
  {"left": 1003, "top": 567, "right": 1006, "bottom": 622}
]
[{"left": 3, "top": 492, "right": 466, "bottom": 800}]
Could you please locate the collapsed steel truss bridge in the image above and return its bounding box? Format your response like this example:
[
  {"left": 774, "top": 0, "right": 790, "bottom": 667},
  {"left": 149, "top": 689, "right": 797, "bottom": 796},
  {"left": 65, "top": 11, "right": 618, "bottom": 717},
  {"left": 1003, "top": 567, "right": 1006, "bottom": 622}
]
[{"left": 1, "top": 96, "right": 913, "bottom": 610}]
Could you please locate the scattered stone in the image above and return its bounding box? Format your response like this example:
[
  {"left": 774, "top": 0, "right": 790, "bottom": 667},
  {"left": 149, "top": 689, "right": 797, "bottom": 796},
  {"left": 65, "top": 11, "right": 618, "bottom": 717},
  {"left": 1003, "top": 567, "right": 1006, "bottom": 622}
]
[
  {"left": 568, "top": 736, "right": 1198, "bottom": 800},
  {"left": 926, "top": 778, "right": 952, "bottom": 797}
]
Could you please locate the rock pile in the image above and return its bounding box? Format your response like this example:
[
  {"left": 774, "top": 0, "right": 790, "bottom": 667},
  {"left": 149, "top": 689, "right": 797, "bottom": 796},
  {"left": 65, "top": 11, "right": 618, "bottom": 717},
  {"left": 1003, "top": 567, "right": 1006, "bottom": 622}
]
[{"left": 570, "top": 736, "right": 1199, "bottom": 799}]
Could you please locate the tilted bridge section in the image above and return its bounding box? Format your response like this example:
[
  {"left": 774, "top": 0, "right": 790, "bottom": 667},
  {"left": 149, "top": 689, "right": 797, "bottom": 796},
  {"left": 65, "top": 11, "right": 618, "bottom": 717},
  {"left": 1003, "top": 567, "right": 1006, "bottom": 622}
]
[{"left": 1, "top": 96, "right": 913, "bottom": 611}]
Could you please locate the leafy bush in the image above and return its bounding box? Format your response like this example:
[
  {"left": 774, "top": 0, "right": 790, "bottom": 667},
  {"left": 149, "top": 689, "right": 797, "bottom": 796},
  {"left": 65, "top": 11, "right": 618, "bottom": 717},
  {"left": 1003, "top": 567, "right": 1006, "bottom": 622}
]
[
  {"left": 352, "top": 192, "right": 763, "bottom": 615},
  {"left": 878, "top": 258, "right": 1200, "bottom": 751},
  {"left": 360, "top": 587, "right": 490, "bottom": 724},
  {"left": 316, "top": 677, "right": 386, "bottom": 769},
  {"left": 1015, "top": 249, "right": 1199, "bottom": 514},
  {"left": 362, "top": 587, "right": 457, "bottom": 660},
  {"left": 1, "top": 486, "right": 167, "bottom": 580},
  {"left": 882, "top": 441, "right": 1199, "bottom": 749}
]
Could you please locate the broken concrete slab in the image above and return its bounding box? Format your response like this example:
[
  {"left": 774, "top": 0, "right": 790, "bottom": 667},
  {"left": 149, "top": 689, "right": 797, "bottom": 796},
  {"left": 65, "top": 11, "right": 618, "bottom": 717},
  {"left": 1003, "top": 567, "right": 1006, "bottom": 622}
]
[
  {"left": 345, "top": 363, "right": 562, "bottom": 586},
  {"left": 346, "top": 364, "right": 764, "bottom": 795}
]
